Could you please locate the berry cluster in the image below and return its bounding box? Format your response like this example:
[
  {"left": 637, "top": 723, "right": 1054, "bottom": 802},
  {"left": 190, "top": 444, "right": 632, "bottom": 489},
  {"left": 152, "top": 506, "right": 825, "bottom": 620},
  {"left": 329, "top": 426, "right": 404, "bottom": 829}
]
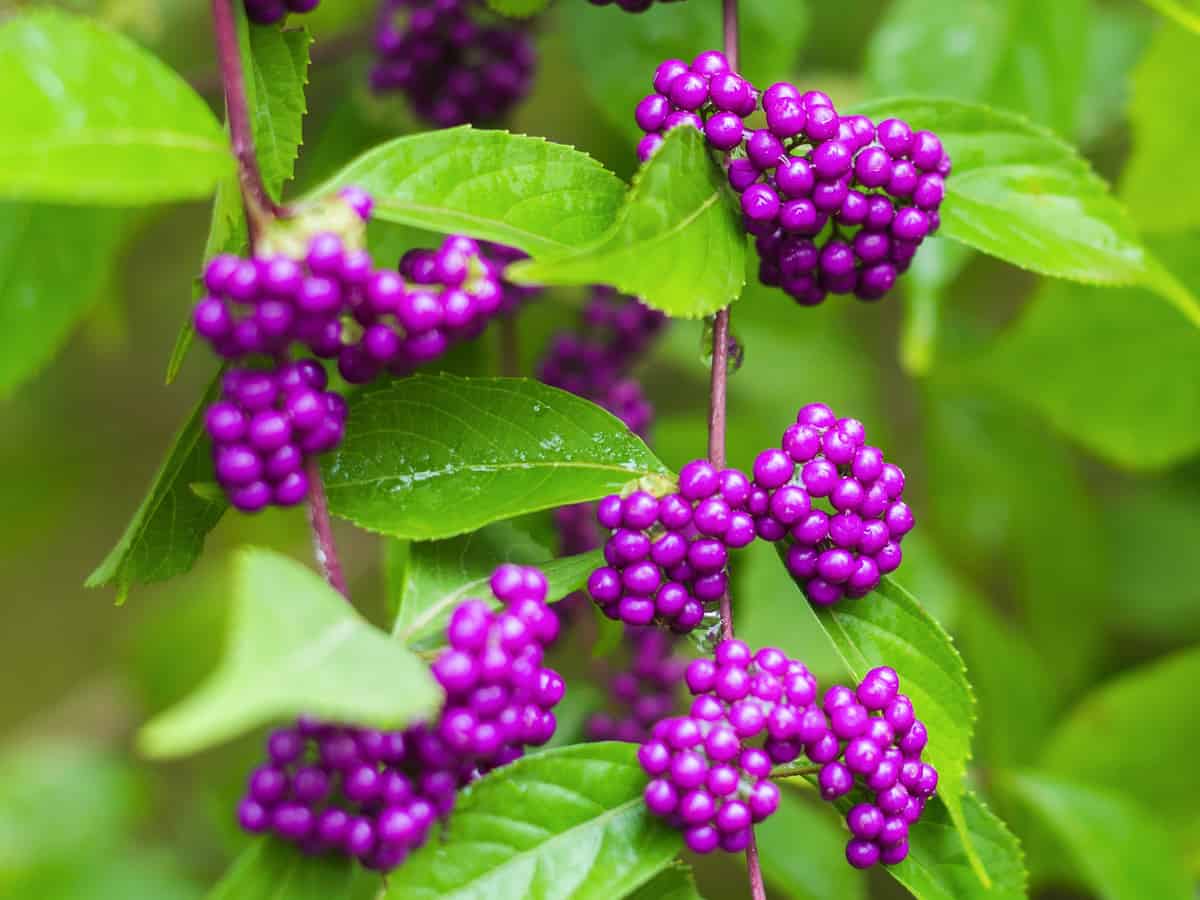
[
  {"left": 818, "top": 667, "right": 938, "bottom": 869},
  {"left": 587, "top": 460, "right": 756, "bottom": 632},
  {"left": 588, "top": 0, "right": 687, "bottom": 11},
  {"left": 586, "top": 627, "right": 687, "bottom": 743},
  {"left": 207, "top": 362, "right": 347, "bottom": 512},
  {"left": 635, "top": 51, "right": 756, "bottom": 162},
  {"left": 237, "top": 565, "right": 564, "bottom": 871},
  {"left": 372, "top": 0, "right": 536, "bottom": 127},
  {"left": 638, "top": 640, "right": 813, "bottom": 853},
  {"left": 774, "top": 403, "right": 912, "bottom": 605},
  {"left": 245, "top": 0, "right": 318, "bottom": 25},
  {"left": 194, "top": 189, "right": 374, "bottom": 362}
]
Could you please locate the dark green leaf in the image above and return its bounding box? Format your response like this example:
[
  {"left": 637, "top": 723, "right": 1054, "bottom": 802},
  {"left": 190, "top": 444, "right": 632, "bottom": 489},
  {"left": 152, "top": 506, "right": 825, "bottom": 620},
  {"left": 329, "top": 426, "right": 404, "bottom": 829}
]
[
  {"left": 311, "top": 128, "right": 626, "bottom": 257},
  {"left": 483, "top": 0, "right": 550, "bottom": 17},
  {"left": 1139, "top": 0, "right": 1200, "bottom": 33},
  {"left": 322, "top": 375, "right": 669, "bottom": 541},
  {"left": 755, "top": 792, "right": 865, "bottom": 900},
  {"left": 0, "top": 10, "right": 231, "bottom": 204},
  {"left": 207, "top": 839, "right": 381, "bottom": 900},
  {"left": 562, "top": 0, "right": 809, "bottom": 141},
  {"left": 965, "top": 232, "right": 1200, "bottom": 469},
  {"left": 1002, "top": 771, "right": 1191, "bottom": 900},
  {"left": 511, "top": 128, "right": 746, "bottom": 318},
  {"left": 139, "top": 547, "right": 442, "bottom": 757},
  {"left": 243, "top": 25, "right": 312, "bottom": 201},
  {"left": 623, "top": 863, "right": 704, "bottom": 900},
  {"left": 86, "top": 374, "right": 226, "bottom": 603},
  {"left": 392, "top": 521, "right": 602, "bottom": 645},
  {"left": 0, "top": 203, "right": 127, "bottom": 394},
  {"left": 851, "top": 97, "right": 1200, "bottom": 325},
  {"left": 382, "top": 742, "right": 681, "bottom": 900}
]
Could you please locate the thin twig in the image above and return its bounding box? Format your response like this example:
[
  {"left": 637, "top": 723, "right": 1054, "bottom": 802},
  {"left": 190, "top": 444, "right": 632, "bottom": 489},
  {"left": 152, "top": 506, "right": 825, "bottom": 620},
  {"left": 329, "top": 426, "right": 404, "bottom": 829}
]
[
  {"left": 305, "top": 456, "right": 349, "bottom": 597},
  {"left": 770, "top": 763, "right": 822, "bottom": 779}
]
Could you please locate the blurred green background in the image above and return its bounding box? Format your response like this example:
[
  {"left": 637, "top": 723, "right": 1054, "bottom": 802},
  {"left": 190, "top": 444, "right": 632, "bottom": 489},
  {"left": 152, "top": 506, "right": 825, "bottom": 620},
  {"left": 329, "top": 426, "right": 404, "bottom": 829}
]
[{"left": 2, "top": 0, "right": 1198, "bottom": 897}]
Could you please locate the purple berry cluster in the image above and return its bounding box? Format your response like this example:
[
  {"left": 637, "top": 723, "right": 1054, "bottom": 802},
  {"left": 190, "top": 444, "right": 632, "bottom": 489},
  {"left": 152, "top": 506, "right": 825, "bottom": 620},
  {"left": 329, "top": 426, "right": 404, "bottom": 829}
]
[
  {"left": 588, "top": 0, "right": 687, "bottom": 12},
  {"left": 587, "top": 459, "right": 756, "bottom": 632},
  {"left": 819, "top": 667, "right": 938, "bottom": 869},
  {"left": 586, "top": 627, "right": 687, "bottom": 743},
  {"left": 207, "top": 361, "right": 347, "bottom": 512},
  {"left": 245, "top": 0, "right": 318, "bottom": 25},
  {"left": 237, "top": 564, "right": 564, "bottom": 871},
  {"left": 638, "top": 640, "right": 814, "bottom": 853},
  {"left": 194, "top": 189, "right": 374, "bottom": 362},
  {"left": 635, "top": 51, "right": 756, "bottom": 162},
  {"left": 372, "top": 0, "right": 536, "bottom": 127},
  {"left": 773, "top": 403, "right": 912, "bottom": 605}
]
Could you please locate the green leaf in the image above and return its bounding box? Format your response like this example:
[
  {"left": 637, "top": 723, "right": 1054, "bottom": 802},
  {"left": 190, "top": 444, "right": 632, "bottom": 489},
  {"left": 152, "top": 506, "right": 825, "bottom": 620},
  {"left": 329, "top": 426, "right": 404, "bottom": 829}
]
[
  {"left": 1002, "top": 772, "right": 1191, "bottom": 900},
  {"left": 1121, "top": 21, "right": 1200, "bottom": 232},
  {"left": 510, "top": 128, "right": 746, "bottom": 318},
  {"left": 310, "top": 128, "right": 626, "bottom": 257},
  {"left": 86, "top": 374, "right": 227, "bottom": 603},
  {"left": 243, "top": 25, "right": 312, "bottom": 201},
  {"left": 755, "top": 792, "right": 865, "bottom": 900},
  {"left": 851, "top": 97, "right": 1200, "bottom": 325},
  {"left": 139, "top": 547, "right": 442, "bottom": 758},
  {"left": 1139, "top": 0, "right": 1200, "bottom": 33},
  {"left": 382, "top": 742, "right": 681, "bottom": 900},
  {"left": 623, "top": 863, "right": 704, "bottom": 900},
  {"left": 483, "top": 0, "right": 550, "bottom": 17},
  {"left": 966, "top": 232, "right": 1200, "bottom": 469},
  {"left": 562, "top": 0, "right": 809, "bottom": 142},
  {"left": 782, "top": 568, "right": 987, "bottom": 887},
  {"left": 392, "top": 522, "right": 603, "bottom": 645},
  {"left": 0, "top": 10, "right": 231, "bottom": 204},
  {"left": 1040, "top": 646, "right": 1200, "bottom": 856},
  {"left": 0, "top": 203, "right": 127, "bottom": 395},
  {"left": 322, "top": 375, "right": 669, "bottom": 541},
  {"left": 207, "top": 839, "right": 381, "bottom": 900}
]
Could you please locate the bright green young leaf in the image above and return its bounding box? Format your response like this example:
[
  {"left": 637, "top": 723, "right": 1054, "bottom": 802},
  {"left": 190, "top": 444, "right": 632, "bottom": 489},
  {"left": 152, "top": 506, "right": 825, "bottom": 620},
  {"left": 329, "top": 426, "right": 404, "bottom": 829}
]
[
  {"left": 852, "top": 98, "right": 1200, "bottom": 325},
  {"left": 311, "top": 128, "right": 626, "bottom": 257},
  {"left": 243, "top": 24, "right": 312, "bottom": 201},
  {"left": 322, "top": 375, "right": 669, "bottom": 541},
  {"left": 86, "top": 375, "right": 226, "bottom": 603},
  {"left": 1002, "top": 772, "right": 1192, "bottom": 900},
  {"left": 966, "top": 233, "right": 1200, "bottom": 470},
  {"left": 483, "top": 0, "right": 551, "bottom": 17},
  {"left": 1040, "top": 646, "right": 1200, "bottom": 855},
  {"left": 139, "top": 548, "right": 442, "bottom": 757},
  {"left": 624, "top": 863, "right": 704, "bottom": 900},
  {"left": 562, "top": 0, "right": 809, "bottom": 141},
  {"left": 0, "top": 203, "right": 128, "bottom": 395},
  {"left": 383, "top": 742, "right": 681, "bottom": 900},
  {"left": 510, "top": 128, "right": 746, "bottom": 317},
  {"left": 207, "top": 839, "right": 381, "bottom": 900},
  {"left": 1121, "top": 22, "right": 1200, "bottom": 232},
  {"left": 784, "top": 570, "right": 987, "bottom": 885},
  {"left": 1139, "top": 0, "right": 1200, "bottom": 33},
  {"left": 0, "top": 10, "right": 231, "bottom": 204},
  {"left": 392, "top": 522, "right": 602, "bottom": 645},
  {"left": 755, "top": 792, "right": 865, "bottom": 900}
]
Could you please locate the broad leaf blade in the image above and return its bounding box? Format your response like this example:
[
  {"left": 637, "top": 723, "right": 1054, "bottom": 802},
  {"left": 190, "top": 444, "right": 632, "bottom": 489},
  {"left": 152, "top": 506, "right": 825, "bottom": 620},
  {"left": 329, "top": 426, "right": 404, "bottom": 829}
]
[
  {"left": 0, "top": 10, "right": 231, "bottom": 204},
  {"left": 382, "top": 742, "right": 681, "bottom": 900},
  {"left": 511, "top": 128, "right": 746, "bottom": 318},
  {"left": 86, "top": 374, "right": 226, "bottom": 603},
  {"left": 624, "top": 863, "right": 704, "bottom": 900},
  {"left": 311, "top": 128, "right": 626, "bottom": 257},
  {"left": 322, "top": 375, "right": 669, "bottom": 541},
  {"left": 1139, "top": 0, "right": 1200, "bottom": 33},
  {"left": 245, "top": 25, "right": 312, "bottom": 201},
  {"left": 207, "top": 839, "right": 381, "bottom": 900},
  {"left": 139, "top": 548, "right": 442, "bottom": 757},
  {"left": 755, "top": 793, "right": 866, "bottom": 900},
  {"left": 1002, "top": 772, "right": 1191, "bottom": 900}
]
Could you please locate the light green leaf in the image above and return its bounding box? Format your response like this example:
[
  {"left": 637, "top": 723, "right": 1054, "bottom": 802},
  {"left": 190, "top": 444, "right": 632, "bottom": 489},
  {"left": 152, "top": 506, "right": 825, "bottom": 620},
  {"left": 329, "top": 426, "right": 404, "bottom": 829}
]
[
  {"left": 966, "top": 232, "right": 1200, "bottom": 469},
  {"left": 510, "top": 128, "right": 746, "bottom": 318},
  {"left": 382, "top": 742, "right": 681, "bottom": 900},
  {"left": 623, "top": 863, "right": 704, "bottom": 900},
  {"left": 86, "top": 373, "right": 226, "bottom": 603},
  {"left": 483, "top": 0, "right": 551, "bottom": 17},
  {"left": 1002, "top": 772, "right": 1191, "bottom": 900},
  {"left": 755, "top": 792, "right": 865, "bottom": 900},
  {"left": 0, "top": 203, "right": 127, "bottom": 395},
  {"left": 852, "top": 97, "right": 1200, "bottom": 325},
  {"left": 207, "top": 839, "right": 381, "bottom": 900},
  {"left": 322, "top": 375, "right": 669, "bottom": 541},
  {"left": 392, "top": 521, "right": 602, "bottom": 645},
  {"left": 562, "top": 0, "right": 809, "bottom": 141},
  {"left": 1040, "top": 646, "right": 1200, "bottom": 856},
  {"left": 1139, "top": 0, "right": 1200, "bottom": 33},
  {"left": 243, "top": 25, "right": 312, "bottom": 201},
  {"left": 1121, "top": 21, "right": 1200, "bottom": 232},
  {"left": 0, "top": 9, "right": 231, "bottom": 204},
  {"left": 139, "top": 548, "right": 442, "bottom": 757},
  {"left": 311, "top": 128, "right": 626, "bottom": 257}
]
